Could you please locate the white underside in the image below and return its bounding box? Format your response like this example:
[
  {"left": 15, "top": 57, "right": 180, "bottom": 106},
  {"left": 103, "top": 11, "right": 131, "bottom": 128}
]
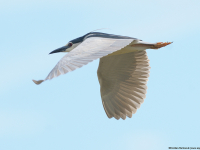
[{"left": 107, "top": 40, "right": 155, "bottom": 56}]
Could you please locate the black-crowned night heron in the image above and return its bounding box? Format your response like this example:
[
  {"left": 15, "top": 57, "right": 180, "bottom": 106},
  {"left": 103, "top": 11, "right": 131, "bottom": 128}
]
[{"left": 33, "top": 32, "right": 172, "bottom": 120}]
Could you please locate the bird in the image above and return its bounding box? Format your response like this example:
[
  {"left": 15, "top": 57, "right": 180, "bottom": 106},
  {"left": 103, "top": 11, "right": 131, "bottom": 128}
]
[{"left": 33, "top": 32, "right": 172, "bottom": 120}]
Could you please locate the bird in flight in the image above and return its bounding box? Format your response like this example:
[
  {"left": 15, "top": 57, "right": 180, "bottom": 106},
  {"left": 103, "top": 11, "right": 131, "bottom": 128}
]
[{"left": 33, "top": 32, "right": 172, "bottom": 120}]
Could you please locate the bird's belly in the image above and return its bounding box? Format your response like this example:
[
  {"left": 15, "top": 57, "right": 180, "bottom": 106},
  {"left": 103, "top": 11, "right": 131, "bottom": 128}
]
[{"left": 106, "top": 45, "right": 146, "bottom": 56}]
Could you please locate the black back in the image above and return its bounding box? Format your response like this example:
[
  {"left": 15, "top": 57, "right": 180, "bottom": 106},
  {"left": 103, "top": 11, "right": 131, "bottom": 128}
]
[{"left": 69, "top": 32, "right": 137, "bottom": 44}]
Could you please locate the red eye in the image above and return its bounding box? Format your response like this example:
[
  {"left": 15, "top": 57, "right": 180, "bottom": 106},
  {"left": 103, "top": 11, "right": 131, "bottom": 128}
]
[{"left": 68, "top": 43, "right": 73, "bottom": 47}]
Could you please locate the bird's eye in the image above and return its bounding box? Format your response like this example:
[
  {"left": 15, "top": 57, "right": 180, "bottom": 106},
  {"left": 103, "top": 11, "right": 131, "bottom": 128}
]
[{"left": 68, "top": 43, "right": 73, "bottom": 47}]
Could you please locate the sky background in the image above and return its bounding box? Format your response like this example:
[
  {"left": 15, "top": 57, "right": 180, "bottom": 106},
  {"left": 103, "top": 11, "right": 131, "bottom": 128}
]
[{"left": 0, "top": 0, "right": 200, "bottom": 150}]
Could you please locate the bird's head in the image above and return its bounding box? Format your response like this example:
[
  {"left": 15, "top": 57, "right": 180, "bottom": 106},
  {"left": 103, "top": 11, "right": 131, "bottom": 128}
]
[
  {"left": 49, "top": 35, "right": 85, "bottom": 54},
  {"left": 48, "top": 32, "right": 118, "bottom": 54},
  {"left": 49, "top": 42, "right": 81, "bottom": 54}
]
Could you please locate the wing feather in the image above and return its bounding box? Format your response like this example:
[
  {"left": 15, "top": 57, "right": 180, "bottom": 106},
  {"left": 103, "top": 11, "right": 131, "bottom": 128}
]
[
  {"left": 33, "top": 37, "right": 134, "bottom": 84},
  {"left": 97, "top": 51, "right": 150, "bottom": 119}
]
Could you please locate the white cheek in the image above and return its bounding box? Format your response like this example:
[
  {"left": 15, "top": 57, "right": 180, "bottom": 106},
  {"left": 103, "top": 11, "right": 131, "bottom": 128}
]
[
  {"left": 72, "top": 43, "right": 80, "bottom": 48},
  {"left": 65, "top": 43, "right": 80, "bottom": 52},
  {"left": 65, "top": 47, "right": 73, "bottom": 52}
]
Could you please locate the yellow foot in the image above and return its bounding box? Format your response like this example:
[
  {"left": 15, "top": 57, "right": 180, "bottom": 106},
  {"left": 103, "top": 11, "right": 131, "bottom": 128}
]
[{"left": 151, "top": 42, "right": 172, "bottom": 49}]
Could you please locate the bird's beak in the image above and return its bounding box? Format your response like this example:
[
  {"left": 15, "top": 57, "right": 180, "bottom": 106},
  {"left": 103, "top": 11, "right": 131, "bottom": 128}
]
[{"left": 49, "top": 45, "right": 69, "bottom": 54}]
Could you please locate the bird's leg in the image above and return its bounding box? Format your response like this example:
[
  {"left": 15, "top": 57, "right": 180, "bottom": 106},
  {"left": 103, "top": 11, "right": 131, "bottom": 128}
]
[
  {"left": 150, "top": 42, "right": 172, "bottom": 49},
  {"left": 131, "top": 41, "right": 172, "bottom": 50}
]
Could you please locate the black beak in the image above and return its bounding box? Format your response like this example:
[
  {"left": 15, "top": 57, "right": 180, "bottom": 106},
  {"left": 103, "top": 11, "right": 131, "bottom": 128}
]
[{"left": 49, "top": 45, "right": 69, "bottom": 54}]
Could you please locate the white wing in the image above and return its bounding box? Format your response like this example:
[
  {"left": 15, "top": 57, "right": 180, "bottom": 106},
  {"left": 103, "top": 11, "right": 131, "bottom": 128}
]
[
  {"left": 97, "top": 51, "right": 150, "bottom": 120},
  {"left": 33, "top": 37, "right": 134, "bottom": 84}
]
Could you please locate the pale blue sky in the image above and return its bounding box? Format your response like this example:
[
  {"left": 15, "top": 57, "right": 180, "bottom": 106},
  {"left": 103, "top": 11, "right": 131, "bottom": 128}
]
[{"left": 0, "top": 0, "right": 200, "bottom": 150}]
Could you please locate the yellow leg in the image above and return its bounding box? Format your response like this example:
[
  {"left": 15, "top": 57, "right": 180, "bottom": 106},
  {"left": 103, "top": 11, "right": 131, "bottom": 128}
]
[{"left": 151, "top": 42, "right": 172, "bottom": 49}]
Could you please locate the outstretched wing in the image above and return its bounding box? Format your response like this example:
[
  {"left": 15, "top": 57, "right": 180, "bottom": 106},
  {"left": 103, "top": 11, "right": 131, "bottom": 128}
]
[
  {"left": 97, "top": 51, "right": 150, "bottom": 120},
  {"left": 33, "top": 37, "right": 134, "bottom": 84}
]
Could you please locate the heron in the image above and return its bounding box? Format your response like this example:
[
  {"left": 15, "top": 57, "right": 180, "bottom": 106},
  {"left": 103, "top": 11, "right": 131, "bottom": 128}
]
[{"left": 33, "top": 32, "right": 172, "bottom": 120}]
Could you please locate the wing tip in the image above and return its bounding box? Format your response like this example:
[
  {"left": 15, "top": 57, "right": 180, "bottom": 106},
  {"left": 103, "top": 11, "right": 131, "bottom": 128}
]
[{"left": 32, "top": 79, "right": 44, "bottom": 85}]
